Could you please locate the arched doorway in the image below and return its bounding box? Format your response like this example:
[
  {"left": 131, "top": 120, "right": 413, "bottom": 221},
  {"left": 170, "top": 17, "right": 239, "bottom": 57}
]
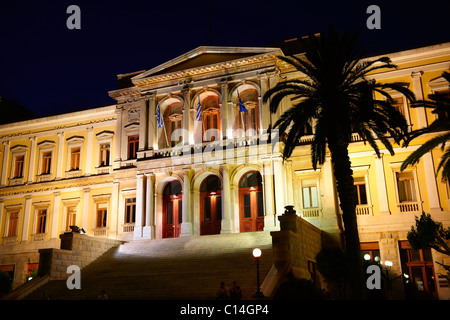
[
  {"left": 162, "top": 180, "right": 182, "bottom": 238},
  {"left": 200, "top": 175, "right": 222, "bottom": 235},
  {"left": 239, "top": 171, "right": 264, "bottom": 232}
]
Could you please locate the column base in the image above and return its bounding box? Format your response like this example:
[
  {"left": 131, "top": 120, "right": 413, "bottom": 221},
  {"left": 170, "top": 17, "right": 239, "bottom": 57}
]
[
  {"left": 143, "top": 226, "right": 154, "bottom": 239},
  {"left": 263, "top": 214, "right": 277, "bottom": 231},
  {"left": 133, "top": 226, "right": 143, "bottom": 238},
  {"left": 220, "top": 219, "right": 233, "bottom": 234},
  {"left": 180, "top": 222, "right": 193, "bottom": 237}
]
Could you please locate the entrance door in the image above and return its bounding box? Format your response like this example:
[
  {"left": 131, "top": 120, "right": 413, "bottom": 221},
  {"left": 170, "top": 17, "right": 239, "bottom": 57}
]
[
  {"left": 400, "top": 241, "right": 438, "bottom": 299},
  {"left": 200, "top": 175, "right": 222, "bottom": 235},
  {"left": 162, "top": 180, "right": 182, "bottom": 238},
  {"left": 239, "top": 171, "right": 264, "bottom": 233}
]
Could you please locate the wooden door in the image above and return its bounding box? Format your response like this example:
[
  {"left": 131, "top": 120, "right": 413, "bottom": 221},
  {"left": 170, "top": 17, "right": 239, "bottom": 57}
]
[
  {"left": 239, "top": 186, "right": 264, "bottom": 232},
  {"left": 163, "top": 196, "right": 182, "bottom": 238},
  {"left": 200, "top": 191, "right": 222, "bottom": 235}
]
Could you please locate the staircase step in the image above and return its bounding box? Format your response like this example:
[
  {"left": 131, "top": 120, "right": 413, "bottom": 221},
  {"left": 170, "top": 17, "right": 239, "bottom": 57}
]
[{"left": 24, "top": 231, "right": 273, "bottom": 300}]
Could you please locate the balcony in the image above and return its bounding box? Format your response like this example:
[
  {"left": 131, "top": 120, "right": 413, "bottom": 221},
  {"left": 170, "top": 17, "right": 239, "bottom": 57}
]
[
  {"left": 356, "top": 204, "right": 373, "bottom": 216},
  {"left": 123, "top": 223, "right": 135, "bottom": 233},
  {"left": 397, "top": 201, "right": 421, "bottom": 213},
  {"left": 32, "top": 233, "right": 46, "bottom": 242},
  {"left": 93, "top": 227, "right": 108, "bottom": 237},
  {"left": 301, "top": 208, "right": 321, "bottom": 218}
]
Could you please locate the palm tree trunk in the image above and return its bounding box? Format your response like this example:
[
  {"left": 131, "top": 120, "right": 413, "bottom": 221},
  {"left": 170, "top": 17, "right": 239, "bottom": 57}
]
[{"left": 328, "top": 135, "right": 366, "bottom": 300}]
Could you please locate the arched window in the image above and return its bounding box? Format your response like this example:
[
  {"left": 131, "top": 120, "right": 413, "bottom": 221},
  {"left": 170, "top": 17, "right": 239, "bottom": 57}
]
[
  {"left": 159, "top": 101, "right": 183, "bottom": 148},
  {"left": 199, "top": 94, "right": 221, "bottom": 142},
  {"left": 234, "top": 88, "right": 260, "bottom": 137}
]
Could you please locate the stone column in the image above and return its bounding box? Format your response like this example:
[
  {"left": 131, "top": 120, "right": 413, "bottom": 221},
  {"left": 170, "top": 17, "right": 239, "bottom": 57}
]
[
  {"left": 134, "top": 173, "right": 145, "bottom": 238},
  {"left": 0, "top": 141, "right": 9, "bottom": 186},
  {"left": 221, "top": 165, "right": 233, "bottom": 233},
  {"left": 259, "top": 74, "right": 270, "bottom": 131},
  {"left": 273, "top": 158, "right": 287, "bottom": 220},
  {"left": 114, "top": 106, "right": 123, "bottom": 169},
  {"left": 51, "top": 192, "right": 60, "bottom": 239},
  {"left": 143, "top": 172, "right": 155, "bottom": 238},
  {"left": 411, "top": 71, "right": 427, "bottom": 129},
  {"left": 219, "top": 82, "right": 229, "bottom": 139},
  {"left": 110, "top": 180, "right": 120, "bottom": 238},
  {"left": 27, "top": 136, "right": 37, "bottom": 183},
  {"left": 21, "top": 195, "right": 32, "bottom": 242},
  {"left": 262, "top": 161, "right": 276, "bottom": 231},
  {"left": 182, "top": 88, "right": 191, "bottom": 145},
  {"left": 82, "top": 188, "right": 90, "bottom": 232},
  {"left": 147, "top": 93, "right": 156, "bottom": 151},
  {"left": 180, "top": 169, "right": 193, "bottom": 237},
  {"left": 56, "top": 131, "right": 64, "bottom": 179},
  {"left": 374, "top": 153, "right": 390, "bottom": 215},
  {"left": 85, "top": 126, "right": 93, "bottom": 175},
  {"left": 139, "top": 98, "right": 148, "bottom": 152}
]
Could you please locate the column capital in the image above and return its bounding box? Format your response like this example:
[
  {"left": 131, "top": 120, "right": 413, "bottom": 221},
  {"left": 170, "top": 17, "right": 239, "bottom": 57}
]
[{"left": 411, "top": 70, "right": 424, "bottom": 79}]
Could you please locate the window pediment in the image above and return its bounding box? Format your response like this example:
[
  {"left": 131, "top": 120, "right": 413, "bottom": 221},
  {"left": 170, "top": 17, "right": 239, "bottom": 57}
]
[
  {"left": 38, "top": 140, "right": 55, "bottom": 149},
  {"left": 124, "top": 122, "right": 140, "bottom": 132},
  {"left": 66, "top": 136, "right": 85, "bottom": 144},
  {"left": 96, "top": 130, "right": 114, "bottom": 140},
  {"left": 10, "top": 145, "right": 27, "bottom": 153}
]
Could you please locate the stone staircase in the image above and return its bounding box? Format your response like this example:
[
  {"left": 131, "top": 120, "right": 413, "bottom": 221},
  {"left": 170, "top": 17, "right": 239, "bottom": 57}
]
[{"left": 24, "top": 231, "right": 273, "bottom": 300}]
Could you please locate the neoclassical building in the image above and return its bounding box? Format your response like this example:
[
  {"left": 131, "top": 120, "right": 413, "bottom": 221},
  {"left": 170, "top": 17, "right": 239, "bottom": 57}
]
[{"left": 1, "top": 42, "right": 449, "bottom": 299}]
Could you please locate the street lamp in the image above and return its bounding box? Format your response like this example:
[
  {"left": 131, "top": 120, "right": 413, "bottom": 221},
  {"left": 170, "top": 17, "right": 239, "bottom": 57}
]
[{"left": 252, "top": 248, "right": 265, "bottom": 298}]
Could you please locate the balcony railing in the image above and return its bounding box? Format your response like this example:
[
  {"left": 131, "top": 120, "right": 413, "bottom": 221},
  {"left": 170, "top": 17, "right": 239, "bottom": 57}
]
[
  {"left": 397, "top": 201, "right": 421, "bottom": 213},
  {"left": 301, "top": 208, "right": 321, "bottom": 218},
  {"left": 93, "top": 227, "right": 108, "bottom": 237},
  {"left": 123, "top": 223, "right": 135, "bottom": 233},
  {"left": 356, "top": 204, "right": 373, "bottom": 216}
]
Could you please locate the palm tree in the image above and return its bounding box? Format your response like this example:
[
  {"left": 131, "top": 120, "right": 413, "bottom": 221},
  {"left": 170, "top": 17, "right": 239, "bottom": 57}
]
[
  {"left": 401, "top": 71, "right": 450, "bottom": 181},
  {"left": 263, "top": 26, "right": 414, "bottom": 299}
]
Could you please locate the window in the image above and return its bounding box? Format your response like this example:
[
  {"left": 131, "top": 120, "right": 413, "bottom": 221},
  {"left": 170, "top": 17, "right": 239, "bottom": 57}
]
[
  {"left": 13, "top": 155, "right": 24, "bottom": 178},
  {"left": 41, "top": 151, "right": 52, "bottom": 174},
  {"left": 65, "top": 206, "right": 77, "bottom": 232},
  {"left": 391, "top": 96, "right": 406, "bottom": 118},
  {"left": 125, "top": 198, "right": 136, "bottom": 224},
  {"left": 396, "top": 171, "right": 416, "bottom": 202},
  {"left": 302, "top": 180, "right": 319, "bottom": 209},
  {"left": 70, "top": 147, "right": 80, "bottom": 170},
  {"left": 434, "top": 89, "right": 450, "bottom": 120},
  {"left": 200, "top": 95, "right": 221, "bottom": 142},
  {"left": 235, "top": 89, "right": 260, "bottom": 137},
  {"left": 99, "top": 143, "right": 110, "bottom": 166},
  {"left": 354, "top": 177, "right": 368, "bottom": 205},
  {"left": 96, "top": 205, "right": 108, "bottom": 228},
  {"left": 8, "top": 212, "right": 19, "bottom": 237},
  {"left": 161, "top": 103, "right": 183, "bottom": 148},
  {"left": 128, "top": 135, "right": 139, "bottom": 159},
  {"left": 36, "top": 209, "right": 47, "bottom": 234}
]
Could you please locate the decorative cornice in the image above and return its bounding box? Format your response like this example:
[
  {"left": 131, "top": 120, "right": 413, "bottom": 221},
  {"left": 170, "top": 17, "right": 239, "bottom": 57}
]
[{"left": 132, "top": 52, "right": 281, "bottom": 90}]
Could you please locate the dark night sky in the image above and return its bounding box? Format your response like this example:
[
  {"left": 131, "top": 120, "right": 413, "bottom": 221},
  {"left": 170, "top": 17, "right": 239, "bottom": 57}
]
[{"left": 0, "top": 0, "right": 449, "bottom": 119}]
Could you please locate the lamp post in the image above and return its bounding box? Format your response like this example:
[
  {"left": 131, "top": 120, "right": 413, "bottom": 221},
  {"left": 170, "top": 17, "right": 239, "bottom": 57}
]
[{"left": 252, "top": 248, "right": 265, "bottom": 298}]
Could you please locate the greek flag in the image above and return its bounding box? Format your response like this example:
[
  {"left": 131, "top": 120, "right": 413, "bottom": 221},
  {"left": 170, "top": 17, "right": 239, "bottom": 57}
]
[
  {"left": 237, "top": 90, "right": 248, "bottom": 113},
  {"left": 157, "top": 103, "right": 163, "bottom": 128},
  {"left": 196, "top": 97, "right": 202, "bottom": 121}
]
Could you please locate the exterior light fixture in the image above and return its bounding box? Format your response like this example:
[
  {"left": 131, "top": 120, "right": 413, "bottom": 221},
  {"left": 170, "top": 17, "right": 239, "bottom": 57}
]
[
  {"left": 364, "top": 254, "right": 371, "bottom": 261},
  {"left": 252, "top": 248, "right": 264, "bottom": 298}
]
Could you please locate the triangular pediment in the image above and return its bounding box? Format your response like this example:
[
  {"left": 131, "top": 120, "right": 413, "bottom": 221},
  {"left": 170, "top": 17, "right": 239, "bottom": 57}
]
[{"left": 132, "top": 46, "right": 282, "bottom": 81}]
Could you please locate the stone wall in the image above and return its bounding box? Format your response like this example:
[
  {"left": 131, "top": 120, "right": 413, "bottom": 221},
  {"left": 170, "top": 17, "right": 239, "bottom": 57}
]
[
  {"left": 270, "top": 208, "right": 323, "bottom": 280},
  {"left": 38, "top": 232, "right": 123, "bottom": 280}
]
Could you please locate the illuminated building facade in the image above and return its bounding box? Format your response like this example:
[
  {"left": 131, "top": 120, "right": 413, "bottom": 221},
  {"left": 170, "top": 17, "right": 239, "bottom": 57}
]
[{"left": 0, "top": 42, "right": 449, "bottom": 299}]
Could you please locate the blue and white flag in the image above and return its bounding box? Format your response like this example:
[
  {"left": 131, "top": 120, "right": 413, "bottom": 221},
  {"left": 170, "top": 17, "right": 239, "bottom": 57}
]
[
  {"left": 237, "top": 90, "right": 248, "bottom": 113},
  {"left": 157, "top": 103, "right": 163, "bottom": 128},
  {"left": 196, "top": 97, "right": 202, "bottom": 121}
]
